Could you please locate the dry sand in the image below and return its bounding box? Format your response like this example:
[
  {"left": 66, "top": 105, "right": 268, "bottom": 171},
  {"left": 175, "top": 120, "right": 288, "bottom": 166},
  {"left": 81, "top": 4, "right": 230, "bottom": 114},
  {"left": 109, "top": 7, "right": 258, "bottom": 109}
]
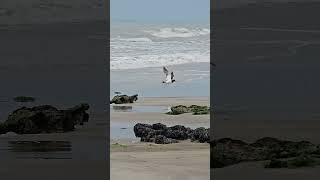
[{"left": 110, "top": 97, "right": 210, "bottom": 180}]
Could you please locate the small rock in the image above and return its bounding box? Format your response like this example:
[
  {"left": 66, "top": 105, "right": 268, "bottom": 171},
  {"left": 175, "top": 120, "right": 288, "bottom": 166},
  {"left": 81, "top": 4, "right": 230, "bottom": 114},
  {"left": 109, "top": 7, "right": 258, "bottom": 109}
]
[{"left": 110, "top": 94, "right": 138, "bottom": 104}]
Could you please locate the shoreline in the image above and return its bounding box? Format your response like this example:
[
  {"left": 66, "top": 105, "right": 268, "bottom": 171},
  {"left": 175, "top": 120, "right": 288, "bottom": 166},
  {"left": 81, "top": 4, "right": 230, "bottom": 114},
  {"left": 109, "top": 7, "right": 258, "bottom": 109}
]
[
  {"left": 111, "top": 96, "right": 210, "bottom": 106},
  {"left": 110, "top": 62, "right": 209, "bottom": 72},
  {"left": 110, "top": 62, "right": 210, "bottom": 97},
  {"left": 110, "top": 96, "right": 210, "bottom": 180}
]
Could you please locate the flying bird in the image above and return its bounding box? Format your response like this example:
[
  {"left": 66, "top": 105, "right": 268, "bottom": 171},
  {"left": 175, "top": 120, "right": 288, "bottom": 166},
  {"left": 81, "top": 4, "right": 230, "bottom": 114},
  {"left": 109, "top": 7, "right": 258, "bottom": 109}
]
[{"left": 162, "top": 66, "right": 175, "bottom": 84}]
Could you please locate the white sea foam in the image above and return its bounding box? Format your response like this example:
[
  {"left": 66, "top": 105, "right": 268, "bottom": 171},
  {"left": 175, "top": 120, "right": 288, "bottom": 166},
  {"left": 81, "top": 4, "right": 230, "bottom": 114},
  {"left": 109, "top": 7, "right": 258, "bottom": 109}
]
[
  {"left": 111, "top": 53, "right": 209, "bottom": 70},
  {"left": 116, "top": 37, "right": 153, "bottom": 42},
  {"left": 111, "top": 24, "right": 209, "bottom": 70},
  {"left": 145, "top": 28, "right": 210, "bottom": 38}
]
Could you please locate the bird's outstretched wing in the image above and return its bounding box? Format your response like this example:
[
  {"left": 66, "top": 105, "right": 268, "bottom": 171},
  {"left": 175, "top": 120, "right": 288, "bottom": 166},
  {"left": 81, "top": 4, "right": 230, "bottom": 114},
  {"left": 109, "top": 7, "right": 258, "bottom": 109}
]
[
  {"left": 171, "top": 72, "right": 174, "bottom": 80},
  {"left": 163, "top": 66, "right": 169, "bottom": 76},
  {"left": 165, "top": 73, "right": 171, "bottom": 82}
]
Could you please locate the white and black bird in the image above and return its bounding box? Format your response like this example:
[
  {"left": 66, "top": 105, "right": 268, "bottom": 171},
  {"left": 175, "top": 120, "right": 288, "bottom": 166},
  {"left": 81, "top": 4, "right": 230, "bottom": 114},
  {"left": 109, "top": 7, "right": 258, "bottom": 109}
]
[{"left": 162, "top": 66, "right": 175, "bottom": 84}]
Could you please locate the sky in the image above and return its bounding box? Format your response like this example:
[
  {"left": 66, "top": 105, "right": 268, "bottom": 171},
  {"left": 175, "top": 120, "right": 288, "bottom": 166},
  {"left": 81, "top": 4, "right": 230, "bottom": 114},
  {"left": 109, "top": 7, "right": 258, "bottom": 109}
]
[{"left": 111, "top": 0, "right": 210, "bottom": 23}]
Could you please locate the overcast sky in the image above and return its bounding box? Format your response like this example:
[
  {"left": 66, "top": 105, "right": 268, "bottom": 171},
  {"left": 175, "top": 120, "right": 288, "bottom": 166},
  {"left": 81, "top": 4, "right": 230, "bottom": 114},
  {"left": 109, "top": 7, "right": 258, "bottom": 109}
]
[{"left": 111, "top": 0, "right": 210, "bottom": 23}]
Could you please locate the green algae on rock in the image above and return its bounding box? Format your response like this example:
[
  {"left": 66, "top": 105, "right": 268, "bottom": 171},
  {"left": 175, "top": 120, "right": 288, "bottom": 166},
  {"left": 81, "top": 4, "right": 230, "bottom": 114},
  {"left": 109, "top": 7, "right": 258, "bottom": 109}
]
[{"left": 166, "top": 105, "right": 210, "bottom": 115}]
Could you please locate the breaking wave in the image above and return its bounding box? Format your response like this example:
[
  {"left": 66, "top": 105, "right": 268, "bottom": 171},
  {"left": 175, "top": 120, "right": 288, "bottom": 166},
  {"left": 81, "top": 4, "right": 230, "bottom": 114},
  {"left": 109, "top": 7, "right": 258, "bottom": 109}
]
[{"left": 146, "top": 27, "right": 210, "bottom": 38}]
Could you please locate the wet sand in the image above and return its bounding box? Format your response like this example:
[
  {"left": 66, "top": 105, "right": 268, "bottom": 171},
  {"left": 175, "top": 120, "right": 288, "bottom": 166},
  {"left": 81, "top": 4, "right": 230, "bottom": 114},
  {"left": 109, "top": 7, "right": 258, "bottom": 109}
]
[
  {"left": 0, "top": 160, "right": 107, "bottom": 180},
  {"left": 112, "top": 147, "right": 209, "bottom": 180},
  {"left": 110, "top": 62, "right": 210, "bottom": 98},
  {"left": 213, "top": 161, "right": 320, "bottom": 180},
  {"left": 110, "top": 97, "right": 210, "bottom": 180},
  {"left": 0, "top": 111, "right": 108, "bottom": 179}
]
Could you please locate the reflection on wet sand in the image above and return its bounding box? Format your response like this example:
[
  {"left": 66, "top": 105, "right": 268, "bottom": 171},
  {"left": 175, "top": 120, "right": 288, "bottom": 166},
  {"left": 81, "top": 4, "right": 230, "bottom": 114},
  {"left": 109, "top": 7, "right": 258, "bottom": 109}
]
[
  {"left": 110, "top": 105, "right": 169, "bottom": 113},
  {"left": 4, "top": 141, "right": 72, "bottom": 159},
  {"left": 112, "top": 105, "right": 132, "bottom": 112}
]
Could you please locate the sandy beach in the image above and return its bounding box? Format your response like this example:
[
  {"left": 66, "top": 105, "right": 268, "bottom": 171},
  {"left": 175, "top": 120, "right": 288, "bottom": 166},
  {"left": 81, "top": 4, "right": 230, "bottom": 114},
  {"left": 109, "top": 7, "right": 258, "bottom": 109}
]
[{"left": 110, "top": 97, "right": 210, "bottom": 180}]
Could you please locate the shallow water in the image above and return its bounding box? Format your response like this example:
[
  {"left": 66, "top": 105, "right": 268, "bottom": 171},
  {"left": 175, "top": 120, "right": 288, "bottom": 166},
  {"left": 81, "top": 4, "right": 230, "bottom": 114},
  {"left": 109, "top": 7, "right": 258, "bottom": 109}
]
[
  {"left": 0, "top": 141, "right": 72, "bottom": 159},
  {"left": 0, "top": 139, "right": 107, "bottom": 160},
  {"left": 110, "top": 121, "right": 210, "bottom": 140},
  {"left": 110, "top": 105, "right": 169, "bottom": 113},
  {"left": 110, "top": 122, "right": 136, "bottom": 140},
  {"left": 111, "top": 62, "right": 210, "bottom": 97}
]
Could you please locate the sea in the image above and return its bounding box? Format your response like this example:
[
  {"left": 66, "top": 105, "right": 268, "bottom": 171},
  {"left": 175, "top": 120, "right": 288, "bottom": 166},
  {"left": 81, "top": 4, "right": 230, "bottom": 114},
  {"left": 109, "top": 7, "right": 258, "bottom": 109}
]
[
  {"left": 111, "top": 21, "right": 209, "bottom": 70},
  {"left": 110, "top": 21, "right": 210, "bottom": 97}
]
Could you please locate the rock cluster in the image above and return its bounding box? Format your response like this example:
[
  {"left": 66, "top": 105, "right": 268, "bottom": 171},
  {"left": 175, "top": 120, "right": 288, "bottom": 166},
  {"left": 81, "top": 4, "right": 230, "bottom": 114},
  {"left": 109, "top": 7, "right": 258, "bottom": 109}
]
[
  {"left": 264, "top": 154, "right": 320, "bottom": 168},
  {"left": 110, "top": 94, "right": 138, "bottom": 104},
  {"left": 0, "top": 104, "right": 89, "bottom": 134},
  {"left": 211, "top": 137, "right": 320, "bottom": 168},
  {"left": 167, "top": 105, "right": 210, "bottom": 115},
  {"left": 133, "top": 123, "right": 210, "bottom": 144},
  {"left": 13, "top": 96, "right": 36, "bottom": 102}
]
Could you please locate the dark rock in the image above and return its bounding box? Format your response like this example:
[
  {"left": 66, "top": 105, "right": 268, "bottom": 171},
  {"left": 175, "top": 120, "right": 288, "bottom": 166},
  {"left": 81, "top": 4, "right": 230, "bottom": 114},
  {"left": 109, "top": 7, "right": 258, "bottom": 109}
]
[
  {"left": 191, "top": 127, "right": 210, "bottom": 143},
  {"left": 0, "top": 104, "right": 90, "bottom": 134},
  {"left": 133, "top": 123, "right": 154, "bottom": 138},
  {"left": 189, "top": 105, "right": 210, "bottom": 115},
  {"left": 167, "top": 105, "right": 189, "bottom": 115},
  {"left": 155, "top": 135, "right": 178, "bottom": 144},
  {"left": 287, "top": 155, "right": 318, "bottom": 168},
  {"left": 265, "top": 155, "right": 320, "bottom": 168},
  {"left": 133, "top": 123, "right": 209, "bottom": 144},
  {"left": 152, "top": 123, "right": 167, "bottom": 130},
  {"left": 265, "top": 159, "right": 288, "bottom": 168},
  {"left": 165, "top": 125, "right": 193, "bottom": 140},
  {"left": 66, "top": 103, "right": 90, "bottom": 125},
  {"left": 167, "top": 105, "right": 210, "bottom": 115},
  {"left": 110, "top": 94, "right": 138, "bottom": 104},
  {"left": 13, "top": 96, "right": 36, "bottom": 102},
  {"left": 0, "top": 123, "right": 8, "bottom": 134},
  {"left": 211, "top": 137, "right": 320, "bottom": 168}
]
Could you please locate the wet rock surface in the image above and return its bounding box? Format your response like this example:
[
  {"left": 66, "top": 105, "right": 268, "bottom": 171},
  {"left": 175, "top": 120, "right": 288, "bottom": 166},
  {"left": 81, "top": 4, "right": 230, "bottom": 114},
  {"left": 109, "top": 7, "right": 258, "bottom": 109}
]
[
  {"left": 0, "top": 104, "right": 89, "bottom": 134},
  {"left": 211, "top": 137, "right": 320, "bottom": 168},
  {"left": 264, "top": 154, "right": 320, "bottom": 168},
  {"left": 167, "top": 105, "right": 210, "bottom": 115},
  {"left": 13, "top": 96, "right": 36, "bottom": 102},
  {"left": 110, "top": 94, "right": 138, "bottom": 104},
  {"left": 133, "top": 123, "right": 209, "bottom": 144}
]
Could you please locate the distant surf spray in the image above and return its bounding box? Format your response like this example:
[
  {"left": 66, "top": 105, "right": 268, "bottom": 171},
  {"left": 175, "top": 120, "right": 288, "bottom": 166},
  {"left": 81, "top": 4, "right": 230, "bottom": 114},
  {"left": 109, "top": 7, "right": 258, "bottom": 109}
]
[
  {"left": 111, "top": 23, "right": 210, "bottom": 70},
  {"left": 145, "top": 27, "right": 210, "bottom": 38}
]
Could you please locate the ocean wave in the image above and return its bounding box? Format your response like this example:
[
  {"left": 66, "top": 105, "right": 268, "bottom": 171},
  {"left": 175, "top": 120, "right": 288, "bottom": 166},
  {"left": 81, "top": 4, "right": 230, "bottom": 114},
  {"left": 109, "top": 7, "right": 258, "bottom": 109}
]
[
  {"left": 111, "top": 53, "right": 209, "bottom": 70},
  {"left": 146, "top": 28, "right": 210, "bottom": 38},
  {"left": 114, "top": 37, "right": 153, "bottom": 42}
]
